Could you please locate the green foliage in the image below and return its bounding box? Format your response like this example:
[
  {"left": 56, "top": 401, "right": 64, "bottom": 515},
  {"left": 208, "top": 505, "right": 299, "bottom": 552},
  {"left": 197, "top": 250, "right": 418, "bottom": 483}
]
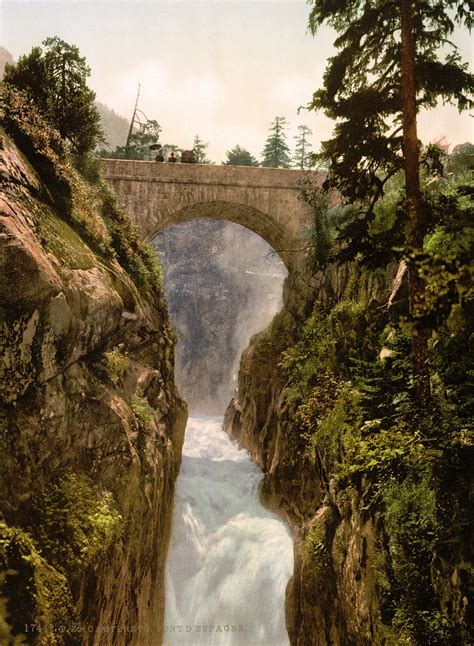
[
  {"left": 307, "top": 1, "right": 473, "bottom": 207},
  {"left": 430, "top": 306, "right": 474, "bottom": 423},
  {"left": 306, "top": 385, "right": 360, "bottom": 467},
  {"left": 298, "top": 179, "right": 333, "bottom": 269},
  {"left": 1, "top": 85, "right": 70, "bottom": 204},
  {"left": 303, "top": 509, "right": 335, "bottom": 576},
  {"left": 380, "top": 473, "right": 466, "bottom": 645},
  {"left": 0, "top": 521, "right": 80, "bottom": 645},
  {"left": 1, "top": 89, "right": 163, "bottom": 295},
  {"left": 446, "top": 141, "right": 474, "bottom": 175},
  {"left": 342, "top": 419, "right": 431, "bottom": 483},
  {"left": 401, "top": 170, "right": 473, "bottom": 327},
  {"left": 104, "top": 347, "right": 129, "bottom": 385},
  {"left": 1, "top": 85, "right": 112, "bottom": 254},
  {"left": 99, "top": 182, "right": 164, "bottom": 294},
  {"left": 131, "top": 397, "right": 154, "bottom": 424},
  {"left": 305, "top": 2, "right": 473, "bottom": 413},
  {"left": 72, "top": 150, "right": 103, "bottom": 184},
  {"left": 350, "top": 333, "right": 413, "bottom": 422},
  {"left": 261, "top": 116, "right": 291, "bottom": 168},
  {"left": 281, "top": 299, "right": 379, "bottom": 401},
  {"left": 280, "top": 308, "right": 335, "bottom": 405},
  {"left": 4, "top": 36, "right": 103, "bottom": 155},
  {"left": 127, "top": 119, "right": 161, "bottom": 159},
  {"left": 35, "top": 473, "right": 122, "bottom": 574},
  {"left": 280, "top": 245, "right": 472, "bottom": 639},
  {"left": 223, "top": 144, "right": 259, "bottom": 166}
]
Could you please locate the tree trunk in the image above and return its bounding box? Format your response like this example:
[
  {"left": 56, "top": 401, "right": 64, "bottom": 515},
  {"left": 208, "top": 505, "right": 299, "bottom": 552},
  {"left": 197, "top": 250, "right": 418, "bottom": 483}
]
[{"left": 400, "top": 0, "right": 431, "bottom": 404}]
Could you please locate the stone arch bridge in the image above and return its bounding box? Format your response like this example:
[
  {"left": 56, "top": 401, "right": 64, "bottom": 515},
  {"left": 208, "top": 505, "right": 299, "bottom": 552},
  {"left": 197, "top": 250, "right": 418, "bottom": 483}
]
[{"left": 101, "top": 160, "right": 322, "bottom": 269}]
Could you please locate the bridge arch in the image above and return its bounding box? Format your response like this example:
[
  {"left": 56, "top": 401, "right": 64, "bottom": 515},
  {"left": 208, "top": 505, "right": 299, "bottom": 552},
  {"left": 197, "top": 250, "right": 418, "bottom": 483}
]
[{"left": 147, "top": 200, "right": 289, "bottom": 267}]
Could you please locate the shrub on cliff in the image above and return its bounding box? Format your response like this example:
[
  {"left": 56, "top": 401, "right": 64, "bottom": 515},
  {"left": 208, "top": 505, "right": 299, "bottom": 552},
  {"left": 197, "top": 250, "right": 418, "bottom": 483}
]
[
  {"left": 34, "top": 473, "right": 122, "bottom": 574},
  {"left": 0, "top": 521, "right": 80, "bottom": 645},
  {"left": 0, "top": 86, "right": 163, "bottom": 295},
  {"left": 279, "top": 251, "right": 472, "bottom": 642}
]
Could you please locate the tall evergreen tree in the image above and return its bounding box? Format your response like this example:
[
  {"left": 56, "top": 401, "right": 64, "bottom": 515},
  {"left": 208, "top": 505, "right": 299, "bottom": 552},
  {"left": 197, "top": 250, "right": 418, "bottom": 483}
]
[
  {"left": 293, "top": 124, "right": 314, "bottom": 169},
  {"left": 193, "top": 134, "right": 211, "bottom": 163},
  {"left": 224, "top": 145, "right": 259, "bottom": 166},
  {"left": 4, "top": 37, "right": 103, "bottom": 154},
  {"left": 307, "top": 0, "right": 473, "bottom": 404},
  {"left": 261, "top": 116, "right": 291, "bottom": 168}
]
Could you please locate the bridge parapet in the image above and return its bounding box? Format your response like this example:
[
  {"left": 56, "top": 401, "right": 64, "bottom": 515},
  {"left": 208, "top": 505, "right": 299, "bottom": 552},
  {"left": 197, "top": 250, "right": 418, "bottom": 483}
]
[{"left": 102, "top": 159, "right": 318, "bottom": 189}]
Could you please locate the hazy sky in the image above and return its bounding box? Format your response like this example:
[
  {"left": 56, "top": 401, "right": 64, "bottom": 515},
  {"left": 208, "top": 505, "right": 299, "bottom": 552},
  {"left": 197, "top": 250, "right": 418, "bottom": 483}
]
[{"left": 1, "top": 0, "right": 472, "bottom": 162}]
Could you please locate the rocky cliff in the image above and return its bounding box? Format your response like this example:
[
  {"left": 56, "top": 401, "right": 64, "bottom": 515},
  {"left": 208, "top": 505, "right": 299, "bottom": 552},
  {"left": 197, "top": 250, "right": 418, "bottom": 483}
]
[
  {"left": 0, "top": 123, "right": 187, "bottom": 644},
  {"left": 225, "top": 256, "right": 473, "bottom": 644}
]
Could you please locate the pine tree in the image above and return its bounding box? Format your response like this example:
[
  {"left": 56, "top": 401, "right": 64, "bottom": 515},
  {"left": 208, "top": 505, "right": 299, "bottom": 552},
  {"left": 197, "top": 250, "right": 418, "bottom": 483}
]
[
  {"left": 261, "top": 116, "right": 291, "bottom": 168},
  {"left": 224, "top": 145, "right": 259, "bottom": 166},
  {"left": 293, "top": 124, "right": 313, "bottom": 169},
  {"left": 193, "top": 135, "right": 211, "bottom": 164},
  {"left": 307, "top": 0, "right": 473, "bottom": 404}
]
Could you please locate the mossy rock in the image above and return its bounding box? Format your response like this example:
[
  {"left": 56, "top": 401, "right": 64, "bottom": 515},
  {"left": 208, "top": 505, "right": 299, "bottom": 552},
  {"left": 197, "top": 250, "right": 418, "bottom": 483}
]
[
  {"left": 0, "top": 521, "right": 80, "bottom": 645},
  {"left": 34, "top": 473, "right": 122, "bottom": 575},
  {"left": 303, "top": 507, "right": 337, "bottom": 579},
  {"left": 36, "top": 205, "right": 97, "bottom": 271}
]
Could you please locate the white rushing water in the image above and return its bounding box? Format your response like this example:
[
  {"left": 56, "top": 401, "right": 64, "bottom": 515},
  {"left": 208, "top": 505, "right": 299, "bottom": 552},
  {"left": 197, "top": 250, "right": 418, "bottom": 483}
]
[{"left": 164, "top": 416, "right": 293, "bottom": 646}]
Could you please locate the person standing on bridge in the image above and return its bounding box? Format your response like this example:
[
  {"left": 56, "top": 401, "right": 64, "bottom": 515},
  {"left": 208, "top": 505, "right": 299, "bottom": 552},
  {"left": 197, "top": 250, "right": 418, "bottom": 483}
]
[{"left": 154, "top": 144, "right": 164, "bottom": 162}]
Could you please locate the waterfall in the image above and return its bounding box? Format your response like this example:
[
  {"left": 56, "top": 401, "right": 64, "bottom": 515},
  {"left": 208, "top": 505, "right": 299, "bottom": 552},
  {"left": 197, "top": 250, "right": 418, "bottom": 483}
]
[{"left": 164, "top": 416, "right": 293, "bottom": 645}]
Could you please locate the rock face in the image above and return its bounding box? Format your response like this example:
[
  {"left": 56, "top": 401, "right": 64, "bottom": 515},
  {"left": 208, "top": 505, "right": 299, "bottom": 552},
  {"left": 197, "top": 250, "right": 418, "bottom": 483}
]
[
  {"left": 0, "top": 135, "right": 187, "bottom": 644},
  {"left": 226, "top": 247, "right": 473, "bottom": 644},
  {"left": 224, "top": 261, "right": 398, "bottom": 645},
  {"left": 153, "top": 219, "right": 286, "bottom": 414}
]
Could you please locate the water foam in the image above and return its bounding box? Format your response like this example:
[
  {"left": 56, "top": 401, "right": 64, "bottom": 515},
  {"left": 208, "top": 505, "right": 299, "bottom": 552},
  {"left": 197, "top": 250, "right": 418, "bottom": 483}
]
[{"left": 164, "top": 416, "right": 293, "bottom": 645}]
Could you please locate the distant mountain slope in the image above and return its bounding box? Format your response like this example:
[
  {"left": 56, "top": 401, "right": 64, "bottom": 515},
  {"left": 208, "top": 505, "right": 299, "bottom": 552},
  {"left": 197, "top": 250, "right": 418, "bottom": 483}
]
[
  {"left": 95, "top": 101, "right": 130, "bottom": 150},
  {"left": 0, "top": 46, "right": 14, "bottom": 79}
]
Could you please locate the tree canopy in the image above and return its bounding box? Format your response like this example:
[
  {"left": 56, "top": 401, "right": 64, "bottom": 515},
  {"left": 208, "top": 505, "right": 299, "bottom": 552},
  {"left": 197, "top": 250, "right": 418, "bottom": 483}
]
[
  {"left": 4, "top": 36, "right": 103, "bottom": 155},
  {"left": 308, "top": 1, "right": 473, "bottom": 208},
  {"left": 306, "top": 1, "right": 473, "bottom": 404},
  {"left": 261, "top": 116, "right": 291, "bottom": 168},
  {"left": 223, "top": 145, "right": 259, "bottom": 167}
]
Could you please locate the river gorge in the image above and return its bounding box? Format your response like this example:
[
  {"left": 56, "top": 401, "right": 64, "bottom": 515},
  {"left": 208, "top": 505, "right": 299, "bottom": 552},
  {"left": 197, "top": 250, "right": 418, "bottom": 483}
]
[
  {"left": 155, "top": 219, "right": 293, "bottom": 644},
  {"left": 1, "top": 115, "right": 472, "bottom": 646}
]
